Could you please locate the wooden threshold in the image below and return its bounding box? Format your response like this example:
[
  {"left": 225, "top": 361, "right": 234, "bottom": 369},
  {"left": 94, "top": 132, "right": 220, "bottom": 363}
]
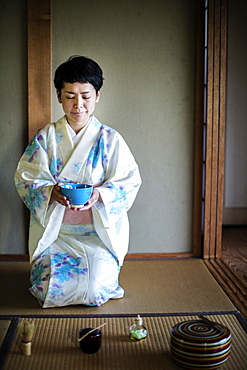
[
  {"left": 0, "top": 255, "right": 29, "bottom": 261},
  {"left": 125, "top": 252, "right": 194, "bottom": 259},
  {"left": 0, "top": 253, "right": 194, "bottom": 261},
  {"left": 204, "top": 258, "right": 247, "bottom": 319}
]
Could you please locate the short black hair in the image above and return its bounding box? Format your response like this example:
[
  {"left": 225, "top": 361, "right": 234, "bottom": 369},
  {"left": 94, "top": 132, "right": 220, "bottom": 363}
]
[{"left": 54, "top": 55, "right": 104, "bottom": 93}]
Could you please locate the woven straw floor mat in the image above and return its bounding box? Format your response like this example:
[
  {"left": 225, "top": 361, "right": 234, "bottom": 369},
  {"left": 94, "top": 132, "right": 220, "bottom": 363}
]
[
  {"left": 0, "top": 259, "right": 236, "bottom": 315},
  {"left": 2, "top": 315, "right": 247, "bottom": 370}
]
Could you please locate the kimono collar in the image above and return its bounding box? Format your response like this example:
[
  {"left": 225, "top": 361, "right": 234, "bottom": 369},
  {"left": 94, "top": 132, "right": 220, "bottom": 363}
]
[
  {"left": 66, "top": 117, "right": 91, "bottom": 146},
  {"left": 56, "top": 115, "right": 100, "bottom": 182}
]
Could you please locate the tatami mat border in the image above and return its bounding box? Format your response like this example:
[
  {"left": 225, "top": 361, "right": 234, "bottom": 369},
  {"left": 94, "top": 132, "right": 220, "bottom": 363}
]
[
  {"left": 0, "top": 318, "right": 19, "bottom": 370},
  {"left": 0, "top": 310, "right": 246, "bottom": 331},
  {"left": 0, "top": 310, "right": 240, "bottom": 319}
]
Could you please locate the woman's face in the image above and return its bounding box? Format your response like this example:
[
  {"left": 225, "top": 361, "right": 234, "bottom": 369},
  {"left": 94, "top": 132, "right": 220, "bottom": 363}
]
[{"left": 57, "top": 82, "right": 100, "bottom": 132}]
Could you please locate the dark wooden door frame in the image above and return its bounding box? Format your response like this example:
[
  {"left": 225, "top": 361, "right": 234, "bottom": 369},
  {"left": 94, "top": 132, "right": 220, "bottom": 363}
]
[
  {"left": 28, "top": 0, "right": 52, "bottom": 141},
  {"left": 203, "top": 0, "right": 227, "bottom": 259}
]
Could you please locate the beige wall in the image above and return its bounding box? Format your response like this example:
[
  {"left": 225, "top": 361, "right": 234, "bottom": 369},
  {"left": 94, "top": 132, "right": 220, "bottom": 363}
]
[
  {"left": 0, "top": 1, "right": 29, "bottom": 254},
  {"left": 52, "top": 0, "right": 196, "bottom": 254},
  {"left": 0, "top": 0, "right": 196, "bottom": 254}
]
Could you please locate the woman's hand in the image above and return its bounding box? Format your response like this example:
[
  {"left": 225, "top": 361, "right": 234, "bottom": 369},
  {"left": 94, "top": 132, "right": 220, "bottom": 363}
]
[
  {"left": 50, "top": 184, "right": 102, "bottom": 211},
  {"left": 49, "top": 183, "right": 71, "bottom": 208}
]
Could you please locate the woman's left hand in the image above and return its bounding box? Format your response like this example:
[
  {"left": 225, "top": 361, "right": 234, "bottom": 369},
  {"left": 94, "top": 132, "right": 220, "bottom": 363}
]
[{"left": 71, "top": 188, "right": 102, "bottom": 211}]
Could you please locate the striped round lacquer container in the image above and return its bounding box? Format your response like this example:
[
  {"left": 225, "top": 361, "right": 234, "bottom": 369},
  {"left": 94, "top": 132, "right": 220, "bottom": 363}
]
[{"left": 170, "top": 319, "right": 231, "bottom": 369}]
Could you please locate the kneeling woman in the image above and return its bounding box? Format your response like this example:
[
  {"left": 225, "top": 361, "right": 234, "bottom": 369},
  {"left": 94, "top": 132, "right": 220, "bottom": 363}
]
[{"left": 14, "top": 56, "right": 141, "bottom": 308}]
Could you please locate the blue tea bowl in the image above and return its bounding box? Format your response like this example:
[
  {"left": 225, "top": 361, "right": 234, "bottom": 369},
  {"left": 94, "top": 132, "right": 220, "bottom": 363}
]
[{"left": 60, "top": 183, "right": 93, "bottom": 206}]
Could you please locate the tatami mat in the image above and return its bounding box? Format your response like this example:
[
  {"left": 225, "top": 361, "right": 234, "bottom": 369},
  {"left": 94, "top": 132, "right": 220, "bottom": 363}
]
[
  {"left": 0, "top": 259, "right": 236, "bottom": 315},
  {"left": 1, "top": 314, "right": 246, "bottom": 370}
]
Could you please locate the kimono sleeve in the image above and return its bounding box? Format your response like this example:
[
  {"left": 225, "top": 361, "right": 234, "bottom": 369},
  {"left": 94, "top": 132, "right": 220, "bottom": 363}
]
[
  {"left": 14, "top": 130, "right": 57, "bottom": 227},
  {"left": 94, "top": 132, "right": 141, "bottom": 224}
]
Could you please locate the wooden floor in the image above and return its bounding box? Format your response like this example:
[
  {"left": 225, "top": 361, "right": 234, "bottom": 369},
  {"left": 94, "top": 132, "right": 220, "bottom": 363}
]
[
  {"left": 222, "top": 226, "right": 247, "bottom": 290},
  {"left": 204, "top": 226, "right": 247, "bottom": 319}
]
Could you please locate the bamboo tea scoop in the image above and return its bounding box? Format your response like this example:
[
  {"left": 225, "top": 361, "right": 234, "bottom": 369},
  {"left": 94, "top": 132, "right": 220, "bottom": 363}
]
[{"left": 77, "top": 323, "right": 107, "bottom": 342}]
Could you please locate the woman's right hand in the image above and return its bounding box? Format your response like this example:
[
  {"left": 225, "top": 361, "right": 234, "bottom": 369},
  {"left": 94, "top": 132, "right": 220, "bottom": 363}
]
[{"left": 49, "top": 183, "right": 71, "bottom": 207}]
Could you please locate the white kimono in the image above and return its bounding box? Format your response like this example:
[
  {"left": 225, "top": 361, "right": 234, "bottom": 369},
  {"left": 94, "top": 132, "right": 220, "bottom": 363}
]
[{"left": 14, "top": 116, "right": 141, "bottom": 307}]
